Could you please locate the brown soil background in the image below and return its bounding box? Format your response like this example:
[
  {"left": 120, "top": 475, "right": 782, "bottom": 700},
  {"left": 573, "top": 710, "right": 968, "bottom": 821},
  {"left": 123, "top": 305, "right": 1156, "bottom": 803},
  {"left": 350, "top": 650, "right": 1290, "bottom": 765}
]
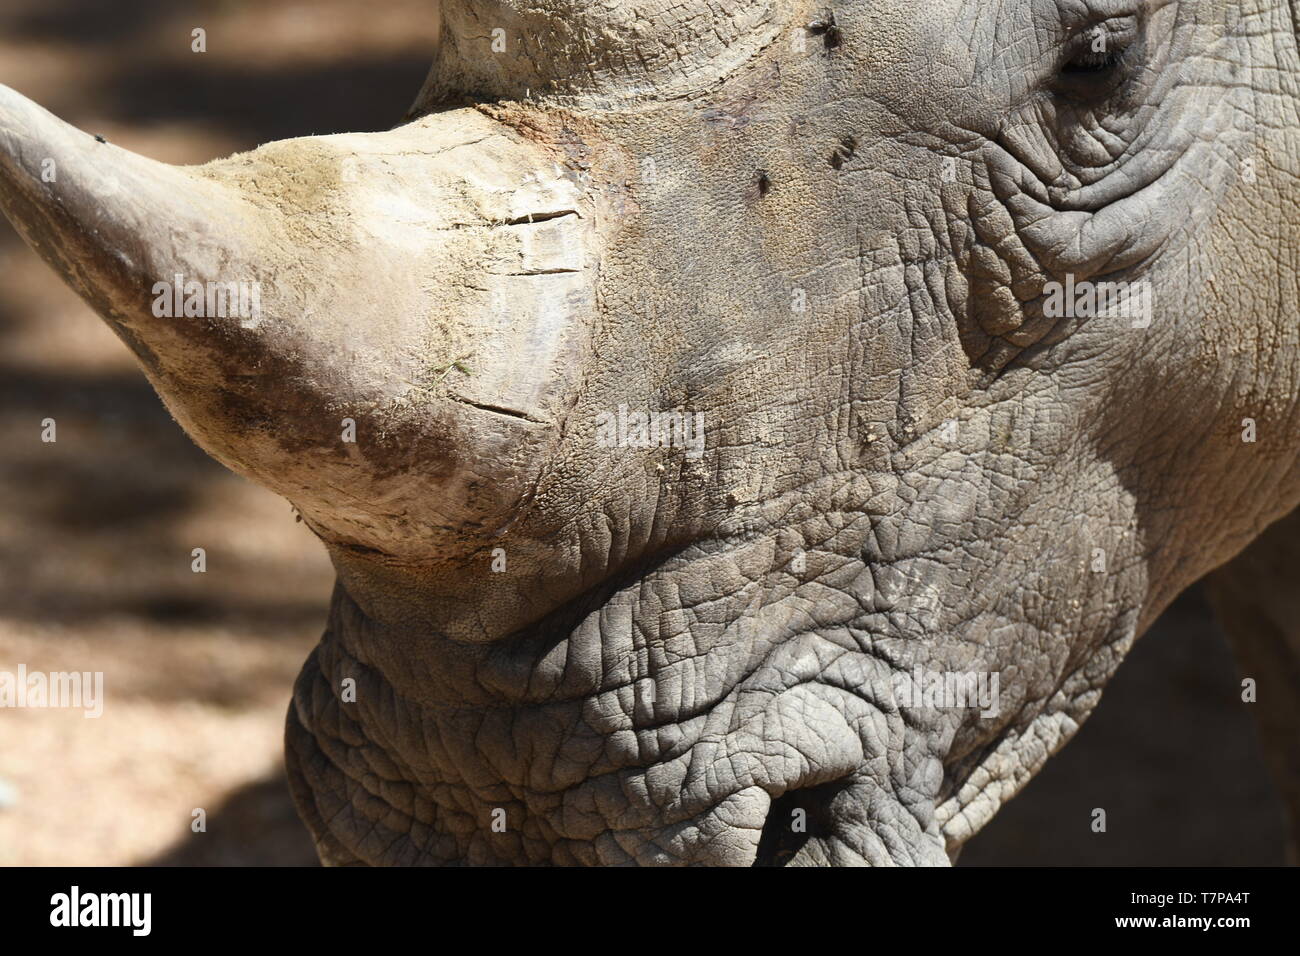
[{"left": 0, "top": 0, "right": 1285, "bottom": 866}]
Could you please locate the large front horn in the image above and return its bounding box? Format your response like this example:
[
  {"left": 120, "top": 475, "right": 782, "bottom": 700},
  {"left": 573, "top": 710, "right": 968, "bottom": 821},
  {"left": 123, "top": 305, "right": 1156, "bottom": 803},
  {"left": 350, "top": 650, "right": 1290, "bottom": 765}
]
[{"left": 0, "top": 84, "right": 596, "bottom": 563}]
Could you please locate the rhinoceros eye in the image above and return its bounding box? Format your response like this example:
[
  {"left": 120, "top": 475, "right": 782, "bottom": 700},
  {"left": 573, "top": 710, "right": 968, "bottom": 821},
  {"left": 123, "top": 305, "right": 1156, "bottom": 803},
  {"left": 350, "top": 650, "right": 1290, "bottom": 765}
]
[
  {"left": 1062, "top": 44, "right": 1122, "bottom": 74},
  {"left": 1055, "top": 16, "right": 1143, "bottom": 101}
]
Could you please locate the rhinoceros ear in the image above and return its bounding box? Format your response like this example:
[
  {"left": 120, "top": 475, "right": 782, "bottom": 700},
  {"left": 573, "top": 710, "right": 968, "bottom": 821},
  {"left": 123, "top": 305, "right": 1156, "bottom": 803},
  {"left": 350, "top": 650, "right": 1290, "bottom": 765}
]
[{"left": 0, "top": 84, "right": 596, "bottom": 562}]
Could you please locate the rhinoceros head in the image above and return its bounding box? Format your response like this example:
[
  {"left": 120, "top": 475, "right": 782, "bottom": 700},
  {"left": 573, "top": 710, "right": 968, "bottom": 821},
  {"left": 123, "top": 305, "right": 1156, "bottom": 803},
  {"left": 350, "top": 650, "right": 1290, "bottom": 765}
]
[{"left": 2, "top": 0, "right": 1297, "bottom": 864}]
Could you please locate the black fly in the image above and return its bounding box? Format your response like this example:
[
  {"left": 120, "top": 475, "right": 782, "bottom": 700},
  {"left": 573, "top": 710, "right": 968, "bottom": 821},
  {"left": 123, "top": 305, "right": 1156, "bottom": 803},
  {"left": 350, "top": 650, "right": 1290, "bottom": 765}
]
[{"left": 808, "top": 12, "right": 842, "bottom": 52}]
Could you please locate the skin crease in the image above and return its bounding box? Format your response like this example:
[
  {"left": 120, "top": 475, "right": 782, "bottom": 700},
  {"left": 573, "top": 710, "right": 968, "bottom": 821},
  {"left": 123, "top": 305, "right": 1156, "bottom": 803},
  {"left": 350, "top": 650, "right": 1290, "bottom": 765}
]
[{"left": 0, "top": 0, "right": 1297, "bottom": 864}]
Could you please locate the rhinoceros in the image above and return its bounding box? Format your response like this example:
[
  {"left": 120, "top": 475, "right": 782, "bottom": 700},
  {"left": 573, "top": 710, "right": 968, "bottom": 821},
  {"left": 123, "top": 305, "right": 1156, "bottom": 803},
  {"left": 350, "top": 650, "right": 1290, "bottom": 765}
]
[{"left": 1, "top": 0, "right": 1297, "bottom": 866}]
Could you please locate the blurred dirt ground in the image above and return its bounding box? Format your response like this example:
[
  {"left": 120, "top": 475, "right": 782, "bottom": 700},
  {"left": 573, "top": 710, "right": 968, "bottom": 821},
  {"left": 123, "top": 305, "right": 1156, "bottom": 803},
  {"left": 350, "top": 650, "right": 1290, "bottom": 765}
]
[{"left": 0, "top": 0, "right": 1286, "bottom": 866}]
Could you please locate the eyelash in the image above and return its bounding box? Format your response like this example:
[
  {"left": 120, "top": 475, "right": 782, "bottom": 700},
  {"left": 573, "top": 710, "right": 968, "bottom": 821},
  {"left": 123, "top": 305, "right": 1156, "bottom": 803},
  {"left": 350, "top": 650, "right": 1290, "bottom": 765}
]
[{"left": 1062, "top": 45, "right": 1124, "bottom": 74}]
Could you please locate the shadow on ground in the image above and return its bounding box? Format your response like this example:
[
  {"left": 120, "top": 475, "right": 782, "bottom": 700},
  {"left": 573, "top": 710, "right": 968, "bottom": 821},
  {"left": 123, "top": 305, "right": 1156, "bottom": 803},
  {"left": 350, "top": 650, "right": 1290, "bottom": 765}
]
[{"left": 150, "top": 769, "right": 319, "bottom": 866}]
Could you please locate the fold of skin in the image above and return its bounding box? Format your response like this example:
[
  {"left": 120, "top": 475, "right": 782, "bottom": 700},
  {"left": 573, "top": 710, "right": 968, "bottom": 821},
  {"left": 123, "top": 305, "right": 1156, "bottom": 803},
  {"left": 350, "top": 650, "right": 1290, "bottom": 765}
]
[{"left": 3, "top": 0, "right": 1300, "bottom": 865}]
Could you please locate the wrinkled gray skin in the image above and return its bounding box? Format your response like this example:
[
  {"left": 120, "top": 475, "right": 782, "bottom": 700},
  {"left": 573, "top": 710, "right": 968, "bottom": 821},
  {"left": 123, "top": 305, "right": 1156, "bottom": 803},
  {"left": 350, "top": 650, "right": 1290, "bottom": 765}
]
[{"left": 1, "top": 0, "right": 1298, "bottom": 865}]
